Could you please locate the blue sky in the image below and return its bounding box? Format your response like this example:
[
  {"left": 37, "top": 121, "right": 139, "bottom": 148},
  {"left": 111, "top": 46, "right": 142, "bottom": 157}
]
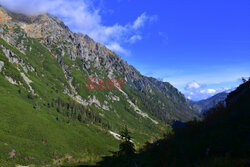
[{"left": 1, "top": 0, "right": 250, "bottom": 100}]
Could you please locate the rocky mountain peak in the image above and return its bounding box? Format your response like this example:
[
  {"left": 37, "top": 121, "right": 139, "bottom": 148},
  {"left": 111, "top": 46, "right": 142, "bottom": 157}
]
[{"left": 0, "top": 5, "right": 198, "bottom": 124}]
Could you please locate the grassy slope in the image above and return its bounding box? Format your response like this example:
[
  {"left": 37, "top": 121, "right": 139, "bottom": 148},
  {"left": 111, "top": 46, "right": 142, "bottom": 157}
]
[
  {"left": 0, "top": 24, "right": 168, "bottom": 166},
  {"left": 0, "top": 74, "right": 120, "bottom": 166}
]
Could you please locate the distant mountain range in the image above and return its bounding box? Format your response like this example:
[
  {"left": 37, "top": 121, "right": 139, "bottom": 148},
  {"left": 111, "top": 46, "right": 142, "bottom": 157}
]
[{"left": 190, "top": 90, "right": 233, "bottom": 113}]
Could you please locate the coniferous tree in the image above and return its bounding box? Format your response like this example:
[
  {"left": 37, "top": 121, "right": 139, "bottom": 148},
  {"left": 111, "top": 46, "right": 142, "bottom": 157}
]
[
  {"left": 78, "top": 114, "right": 82, "bottom": 122},
  {"left": 118, "top": 126, "right": 135, "bottom": 156}
]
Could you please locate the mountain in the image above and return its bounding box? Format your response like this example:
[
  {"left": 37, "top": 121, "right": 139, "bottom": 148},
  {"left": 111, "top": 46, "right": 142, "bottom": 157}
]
[
  {"left": 0, "top": 6, "right": 198, "bottom": 166},
  {"left": 189, "top": 91, "right": 230, "bottom": 113},
  {"left": 98, "top": 80, "right": 250, "bottom": 167}
]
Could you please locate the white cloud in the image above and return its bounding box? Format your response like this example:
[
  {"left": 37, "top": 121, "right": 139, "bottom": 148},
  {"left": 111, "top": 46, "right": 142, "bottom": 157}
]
[
  {"left": 106, "top": 43, "right": 129, "bottom": 56},
  {"left": 184, "top": 87, "right": 218, "bottom": 101},
  {"left": 0, "top": 0, "right": 156, "bottom": 55},
  {"left": 200, "top": 89, "right": 216, "bottom": 94},
  {"left": 200, "top": 90, "right": 205, "bottom": 94},
  {"left": 132, "top": 13, "right": 157, "bottom": 30},
  {"left": 207, "top": 89, "right": 216, "bottom": 94},
  {"left": 182, "top": 81, "right": 233, "bottom": 100},
  {"left": 185, "top": 81, "right": 201, "bottom": 90},
  {"left": 128, "top": 35, "right": 142, "bottom": 44}
]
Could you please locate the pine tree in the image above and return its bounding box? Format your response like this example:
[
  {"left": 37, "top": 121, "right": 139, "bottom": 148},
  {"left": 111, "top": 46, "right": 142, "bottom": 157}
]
[
  {"left": 78, "top": 114, "right": 82, "bottom": 122},
  {"left": 118, "top": 126, "right": 135, "bottom": 156}
]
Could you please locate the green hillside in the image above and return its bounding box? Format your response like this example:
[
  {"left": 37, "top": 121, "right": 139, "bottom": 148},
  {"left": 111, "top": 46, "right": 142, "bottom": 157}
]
[
  {"left": 0, "top": 33, "right": 167, "bottom": 166},
  {"left": 0, "top": 6, "right": 198, "bottom": 166}
]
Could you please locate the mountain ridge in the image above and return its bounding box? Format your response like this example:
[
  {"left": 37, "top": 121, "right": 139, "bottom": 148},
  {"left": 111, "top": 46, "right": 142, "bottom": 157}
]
[
  {"left": 190, "top": 91, "right": 230, "bottom": 113},
  {"left": 0, "top": 5, "right": 198, "bottom": 122},
  {"left": 0, "top": 5, "right": 199, "bottom": 166}
]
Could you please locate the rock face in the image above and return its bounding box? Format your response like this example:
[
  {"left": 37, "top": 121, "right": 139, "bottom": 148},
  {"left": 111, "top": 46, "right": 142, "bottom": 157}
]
[
  {"left": 0, "top": 61, "right": 4, "bottom": 72},
  {"left": 0, "top": 5, "right": 198, "bottom": 124}
]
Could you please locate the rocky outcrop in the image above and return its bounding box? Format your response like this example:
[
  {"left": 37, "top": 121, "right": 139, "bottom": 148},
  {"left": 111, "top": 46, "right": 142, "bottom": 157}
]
[
  {"left": 5, "top": 75, "right": 18, "bottom": 85},
  {"left": 0, "top": 61, "right": 4, "bottom": 72}
]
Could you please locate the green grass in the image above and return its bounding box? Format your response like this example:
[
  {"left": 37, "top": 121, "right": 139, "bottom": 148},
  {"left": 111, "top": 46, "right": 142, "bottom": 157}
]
[
  {"left": 0, "top": 74, "right": 120, "bottom": 166},
  {"left": 0, "top": 24, "right": 169, "bottom": 166}
]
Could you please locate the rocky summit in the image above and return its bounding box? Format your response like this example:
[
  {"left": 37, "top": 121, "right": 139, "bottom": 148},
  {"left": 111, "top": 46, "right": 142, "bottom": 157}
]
[{"left": 0, "top": 6, "right": 198, "bottom": 166}]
